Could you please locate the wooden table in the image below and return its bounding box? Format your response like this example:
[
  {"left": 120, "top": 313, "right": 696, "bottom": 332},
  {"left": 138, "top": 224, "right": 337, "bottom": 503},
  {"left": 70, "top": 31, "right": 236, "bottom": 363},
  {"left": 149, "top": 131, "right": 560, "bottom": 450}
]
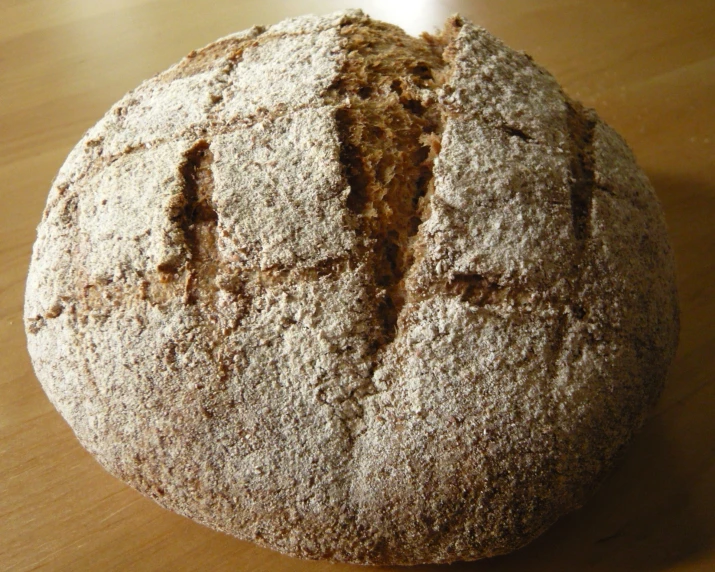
[{"left": 1, "top": 1, "right": 713, "bottom": 570}]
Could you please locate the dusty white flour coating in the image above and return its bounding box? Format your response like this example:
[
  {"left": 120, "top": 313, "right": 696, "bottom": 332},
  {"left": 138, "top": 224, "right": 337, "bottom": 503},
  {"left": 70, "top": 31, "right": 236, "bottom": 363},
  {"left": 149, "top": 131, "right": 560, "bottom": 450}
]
[{"left": 25, "top": 10, "right": 678, "bottom": 565}]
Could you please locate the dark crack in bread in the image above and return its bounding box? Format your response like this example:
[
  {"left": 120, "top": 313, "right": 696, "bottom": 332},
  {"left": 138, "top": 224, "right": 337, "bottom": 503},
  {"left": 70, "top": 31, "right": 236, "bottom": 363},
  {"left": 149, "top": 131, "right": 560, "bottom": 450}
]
[{"left": 24, "top": 10, "right": 679, "bottom": 565}]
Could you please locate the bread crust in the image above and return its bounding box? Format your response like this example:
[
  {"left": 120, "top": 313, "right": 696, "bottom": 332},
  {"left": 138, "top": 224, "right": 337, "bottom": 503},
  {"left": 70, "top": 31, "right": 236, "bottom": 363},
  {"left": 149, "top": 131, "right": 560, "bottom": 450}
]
[{"left": 25, "top": 10, "right": 679, "bottom": 565}]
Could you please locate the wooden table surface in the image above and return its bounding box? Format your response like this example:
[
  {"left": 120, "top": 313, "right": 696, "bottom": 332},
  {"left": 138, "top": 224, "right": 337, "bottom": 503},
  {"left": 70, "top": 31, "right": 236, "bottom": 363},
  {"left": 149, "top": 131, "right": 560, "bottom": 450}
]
[{"left": 1, "top": 1, "right": 714, "bottom": 570}]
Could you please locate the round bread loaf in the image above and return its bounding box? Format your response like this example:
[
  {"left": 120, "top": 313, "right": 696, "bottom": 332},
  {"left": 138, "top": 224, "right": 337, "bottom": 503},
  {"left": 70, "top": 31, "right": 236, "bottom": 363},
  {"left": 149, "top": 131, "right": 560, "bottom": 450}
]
[{"left": 25, "top": 9, "right": 679, "bottom": 565}]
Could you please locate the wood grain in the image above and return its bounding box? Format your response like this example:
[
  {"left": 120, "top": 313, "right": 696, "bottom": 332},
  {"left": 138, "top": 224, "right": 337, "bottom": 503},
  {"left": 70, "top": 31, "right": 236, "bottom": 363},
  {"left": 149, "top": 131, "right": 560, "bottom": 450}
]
[{"left": 1, "top": 1, "right": 714, "bottom": 570}]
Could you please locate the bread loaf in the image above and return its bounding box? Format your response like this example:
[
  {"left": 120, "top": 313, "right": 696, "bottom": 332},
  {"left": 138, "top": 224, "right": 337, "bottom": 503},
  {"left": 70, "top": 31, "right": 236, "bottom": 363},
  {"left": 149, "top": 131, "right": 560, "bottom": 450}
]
[{"left": 24, "top": 10, "right": 679, "bottom": 565}]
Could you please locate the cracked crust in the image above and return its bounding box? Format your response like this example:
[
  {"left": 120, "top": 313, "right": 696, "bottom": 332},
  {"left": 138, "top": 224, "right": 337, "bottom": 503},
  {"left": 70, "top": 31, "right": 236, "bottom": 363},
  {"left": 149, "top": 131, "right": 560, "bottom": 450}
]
[{"left": 25, "top": 10, "right": 679, "bottom": 566}]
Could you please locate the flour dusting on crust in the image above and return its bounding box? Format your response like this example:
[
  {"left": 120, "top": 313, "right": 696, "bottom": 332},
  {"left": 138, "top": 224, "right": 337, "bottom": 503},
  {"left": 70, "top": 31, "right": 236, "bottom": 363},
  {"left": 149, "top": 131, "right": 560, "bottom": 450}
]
[{"left": 25, "top": 10, "right": 678, "bottom": 565}]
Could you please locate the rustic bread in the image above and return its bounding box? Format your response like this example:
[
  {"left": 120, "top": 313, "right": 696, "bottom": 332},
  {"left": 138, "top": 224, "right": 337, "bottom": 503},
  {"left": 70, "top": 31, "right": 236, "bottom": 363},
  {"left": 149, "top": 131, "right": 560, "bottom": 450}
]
[{"left": 24, "top": 10, "right": 679, "bottom": 565}]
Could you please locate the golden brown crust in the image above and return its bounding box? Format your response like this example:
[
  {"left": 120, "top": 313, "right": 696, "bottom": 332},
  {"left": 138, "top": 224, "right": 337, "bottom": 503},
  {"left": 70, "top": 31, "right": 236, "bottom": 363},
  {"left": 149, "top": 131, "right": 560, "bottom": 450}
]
[
  {"left": 24, "top": 10, "right": 679, "bottom": 565},
  {"left": 325, "top": 18, "right": 451, "bottom": 350}
]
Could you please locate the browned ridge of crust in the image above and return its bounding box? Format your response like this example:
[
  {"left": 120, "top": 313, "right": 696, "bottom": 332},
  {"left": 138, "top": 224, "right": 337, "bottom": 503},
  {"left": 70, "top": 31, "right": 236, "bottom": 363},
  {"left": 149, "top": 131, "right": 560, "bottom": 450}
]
[
  {"left": 184, "top": 142, "right": 217, "bottom": 300},
  {"left": 566, "top": 100, "right": 597, "bottom": 242},
  {"left": 325, "top": 20, "right": 455, "bottom": 349},
  {"left": 164, "top": 140, "right": 220, "bottom": 303}
]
